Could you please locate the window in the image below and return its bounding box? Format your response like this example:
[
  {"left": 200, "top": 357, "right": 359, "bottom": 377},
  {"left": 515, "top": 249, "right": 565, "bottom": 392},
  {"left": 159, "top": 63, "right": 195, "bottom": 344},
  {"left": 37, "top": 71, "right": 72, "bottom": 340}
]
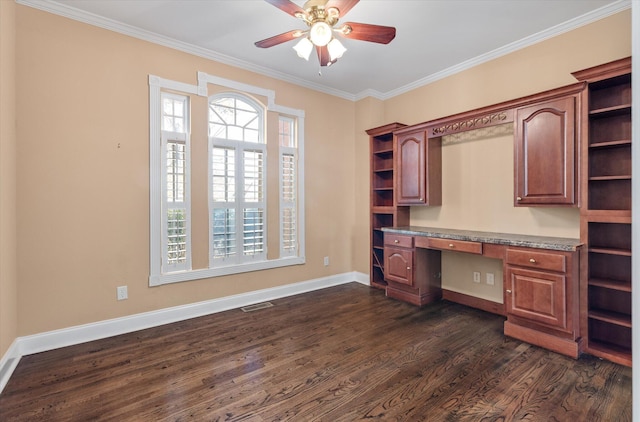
[
  {"left": 209, "top": 94, "right": 266, "bottom": 266},
  {"left": 149, "top": 73, "right": 305, "bottom": 286},
  {"left": 279, "top": 116, "right": 298, "bottom": 257},
  {"left": 161, "top": 93, "right": 191, "bottom": 272}
]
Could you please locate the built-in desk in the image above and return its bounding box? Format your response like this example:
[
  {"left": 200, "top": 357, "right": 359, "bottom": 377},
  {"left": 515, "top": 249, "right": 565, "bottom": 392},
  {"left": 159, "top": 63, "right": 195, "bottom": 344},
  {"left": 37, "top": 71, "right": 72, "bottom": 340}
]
[{"left": 381, "top": 226, "right": 584, "bottom": 358}]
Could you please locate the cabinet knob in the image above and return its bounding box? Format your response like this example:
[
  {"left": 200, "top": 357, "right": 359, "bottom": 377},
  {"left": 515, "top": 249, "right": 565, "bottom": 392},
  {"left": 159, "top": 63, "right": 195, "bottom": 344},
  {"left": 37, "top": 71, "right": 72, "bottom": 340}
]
[
  {"left": 394, "top": 239, "right": 399, "bottom": 243},
  {"left": 449, "top": 243, "right": 455, "bottom": 248},
  {"left": 517, "top": 197, "right": 522, "bottom": 201},
  {"left": 420, "top": 198, "right": 423, "bottom": 201},
  {"left": 506, "top": 289, "right": 512, "bottom": 294},
  {"left": 407, "top": 266, "right": 411, "bottom": 270},
  {"left": 529, "top": 258, "right": 536, "bottom": 263}
]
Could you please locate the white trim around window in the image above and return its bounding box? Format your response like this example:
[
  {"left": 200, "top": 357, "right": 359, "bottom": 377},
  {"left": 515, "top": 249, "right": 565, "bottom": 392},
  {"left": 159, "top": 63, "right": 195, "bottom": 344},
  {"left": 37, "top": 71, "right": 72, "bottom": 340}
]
[{"left": 149, "top": 73, "right": 305, "bottom": 287}]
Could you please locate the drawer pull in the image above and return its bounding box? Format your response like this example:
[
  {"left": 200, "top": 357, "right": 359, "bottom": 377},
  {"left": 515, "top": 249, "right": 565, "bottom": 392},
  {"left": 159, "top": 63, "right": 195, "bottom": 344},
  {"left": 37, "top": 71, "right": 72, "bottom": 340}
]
[
  {"left": 449, "top": 243, "right": 454, "bottom": 248},
  {"left": 394, "top": 239, "right": 399, "bottom": 243},
  {"left": 506, "top": 289, "right": 512, "bottom": 294},
  {"left": 529, "top": 258, "right": 536, "bottom": 263},
  {"left": 407, "top": 267, "right": 411, "bottom": 270},
  {"left": 517, "top": 197, "right": 522, "bottom": 201}
]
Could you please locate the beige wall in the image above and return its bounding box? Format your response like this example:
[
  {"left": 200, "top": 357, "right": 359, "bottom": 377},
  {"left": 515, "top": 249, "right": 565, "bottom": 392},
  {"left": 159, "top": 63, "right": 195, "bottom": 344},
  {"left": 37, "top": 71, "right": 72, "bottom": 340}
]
[
  {"left": 4, "top": 5, "right": 633, "bottom": 339},
  {"left": 352, "top": 97, "right": 385, "bottom": 275},
  {"left": 15, "top": 6, "right": 356, "bottom": 336},
  {"left": 354, "top": 11, "right": 631, "bottom": 301},
  {"left": 0, "top": 0, "right": 18, "bottom": 358}
]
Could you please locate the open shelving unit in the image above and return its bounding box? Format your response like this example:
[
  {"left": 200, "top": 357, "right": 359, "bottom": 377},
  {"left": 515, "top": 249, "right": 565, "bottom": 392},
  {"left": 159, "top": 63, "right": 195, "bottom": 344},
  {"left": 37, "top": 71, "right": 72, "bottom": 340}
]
[
  {"left": 367, "top": 123, "right": 409, "bottom": 289},
  {"left": 573, "top": 57, "right": 632, "bottom": 366}
]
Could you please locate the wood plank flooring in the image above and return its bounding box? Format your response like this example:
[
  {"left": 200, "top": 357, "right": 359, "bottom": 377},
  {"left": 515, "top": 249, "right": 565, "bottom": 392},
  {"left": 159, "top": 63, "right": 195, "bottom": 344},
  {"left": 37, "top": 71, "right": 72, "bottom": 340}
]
[{"left": 0, "top": 283, "right": 632, "bottom": 421}]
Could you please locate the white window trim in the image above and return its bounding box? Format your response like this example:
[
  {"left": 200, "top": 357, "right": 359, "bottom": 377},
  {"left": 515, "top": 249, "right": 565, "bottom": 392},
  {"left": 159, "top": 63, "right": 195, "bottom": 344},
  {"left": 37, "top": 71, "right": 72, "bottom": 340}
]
[{"left": 149, "top": 74, "right": 305, "bottom": 287}]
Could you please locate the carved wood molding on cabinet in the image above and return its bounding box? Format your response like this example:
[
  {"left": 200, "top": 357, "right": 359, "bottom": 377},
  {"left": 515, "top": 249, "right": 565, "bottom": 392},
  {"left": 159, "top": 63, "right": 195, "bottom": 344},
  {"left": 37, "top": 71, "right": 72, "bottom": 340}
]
[{"left": 424, "top": 82, "right": 586, "bottom": 138}]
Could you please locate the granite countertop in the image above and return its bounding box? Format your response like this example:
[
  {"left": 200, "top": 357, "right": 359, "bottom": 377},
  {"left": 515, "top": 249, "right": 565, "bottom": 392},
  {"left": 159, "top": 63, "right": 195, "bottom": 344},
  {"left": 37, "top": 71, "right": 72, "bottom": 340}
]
[{"left": 382, "top": 226, "right": 583, "bottom": 252}]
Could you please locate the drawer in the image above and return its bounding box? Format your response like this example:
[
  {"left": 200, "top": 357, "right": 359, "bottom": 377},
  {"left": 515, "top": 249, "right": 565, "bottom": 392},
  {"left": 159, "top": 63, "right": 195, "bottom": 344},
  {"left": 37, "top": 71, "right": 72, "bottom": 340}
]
[
  {"left": 428, "top": 238, "right": 483, "bottom": 255},
  {"left": 384, "top": 233, "right": 414, "bottom": 248},
  {"left": 506, "top": 248, "right": 566, "bottom": 273}
]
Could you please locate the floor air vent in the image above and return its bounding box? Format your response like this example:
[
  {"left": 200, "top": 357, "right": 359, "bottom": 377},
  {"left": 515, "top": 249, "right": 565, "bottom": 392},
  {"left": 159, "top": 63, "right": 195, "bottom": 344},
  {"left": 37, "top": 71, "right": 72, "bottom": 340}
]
[{"left": 241, "top": 302, "right": 274, "bottom": 312}]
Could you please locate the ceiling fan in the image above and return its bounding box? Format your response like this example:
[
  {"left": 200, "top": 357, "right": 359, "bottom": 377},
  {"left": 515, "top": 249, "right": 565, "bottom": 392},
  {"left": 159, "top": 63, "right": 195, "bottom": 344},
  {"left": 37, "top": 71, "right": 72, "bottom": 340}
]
[{"left": 255, "top": 0, "right": 396, "bottom": 67}]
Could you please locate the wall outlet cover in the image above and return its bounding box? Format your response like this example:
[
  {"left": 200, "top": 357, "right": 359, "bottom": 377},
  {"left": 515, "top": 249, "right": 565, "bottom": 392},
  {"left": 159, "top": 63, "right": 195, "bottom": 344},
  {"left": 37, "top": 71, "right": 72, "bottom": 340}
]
[
  {"left": 117, "top": 286, "right": 128, "bottom": 300},
  {"left": 486, "top": 273, "right": 495, "bottom": 285}
]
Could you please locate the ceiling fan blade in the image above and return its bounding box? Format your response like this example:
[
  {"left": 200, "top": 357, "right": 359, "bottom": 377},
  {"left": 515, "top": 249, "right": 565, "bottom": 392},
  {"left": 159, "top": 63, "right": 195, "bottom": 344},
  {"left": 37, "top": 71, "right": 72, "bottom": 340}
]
[
  {"left": 339, "top": 22, "right": 396, "bottom": 44},
  {"left": 326, "top": 0, "right": 359, "bottom": 17},
  {"left": 263, "top": 0, "right": 306, "bottom": 18},
  {"left": 255, "top": 30, "right": 304, "bottom": 48},
  {"left": 317, "top": 45, "right": 330, "bottom": 66},
  {"left": 316, "top": 45, "right": 337, "bottom": 67}
]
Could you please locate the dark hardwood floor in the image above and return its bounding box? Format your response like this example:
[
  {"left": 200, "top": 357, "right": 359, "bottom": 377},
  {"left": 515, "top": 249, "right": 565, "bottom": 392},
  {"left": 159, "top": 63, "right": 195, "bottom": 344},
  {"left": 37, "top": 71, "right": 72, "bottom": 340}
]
[{"left": 0, "top": 283, "right": 632, "bottom": 421}]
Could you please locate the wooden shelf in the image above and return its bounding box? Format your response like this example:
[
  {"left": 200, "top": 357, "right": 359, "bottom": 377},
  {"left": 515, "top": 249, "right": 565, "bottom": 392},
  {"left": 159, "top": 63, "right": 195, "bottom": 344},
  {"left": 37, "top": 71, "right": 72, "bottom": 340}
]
[
  {"left": 582, "top": 210, "right": 631, "bottom": 221},
  {"left": 588, "top": 247, "right": 631, "bottom": 257},
  {"left": 589, "top": 104, "right": 631, "bottom": 117},
  {"left": 589, "top": 139, "right": 631, "bottom": 148},
  {"left": 575, "top": 57, "right": 632, "bottom": 367},
  {"left": 367, "top": 123, "right": 408, "bottom": 289},
  {"left": 588, "top": 309, "right": 631, "bottom": 328},
  {"left": 372, "top": 206, "right": 396, "bottom": 213},
  {"left": 589, "top": 175, "right": 631, "bottom": 181},
  {"left": 587, "top": 340, "right": 632, "bottom": 367},
  {"left": 372, "top": 148, "right": 393, "bottom": 155},
  {"left": 588, "top": 278, "right": 631, "bottom": 292}
]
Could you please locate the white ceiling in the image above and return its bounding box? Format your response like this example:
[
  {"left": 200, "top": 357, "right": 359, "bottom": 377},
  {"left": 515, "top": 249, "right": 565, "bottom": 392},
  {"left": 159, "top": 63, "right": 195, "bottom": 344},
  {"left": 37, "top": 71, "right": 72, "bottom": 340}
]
[{"left": 21, "top": 0, "right": 629, "bottom": 100}]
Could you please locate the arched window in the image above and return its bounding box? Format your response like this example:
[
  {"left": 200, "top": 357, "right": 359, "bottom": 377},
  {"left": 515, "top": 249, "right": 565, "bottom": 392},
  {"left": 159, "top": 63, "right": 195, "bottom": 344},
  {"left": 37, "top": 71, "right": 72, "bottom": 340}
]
[{"left": 209, "top": 94, "right": 266, "bottom": 265}]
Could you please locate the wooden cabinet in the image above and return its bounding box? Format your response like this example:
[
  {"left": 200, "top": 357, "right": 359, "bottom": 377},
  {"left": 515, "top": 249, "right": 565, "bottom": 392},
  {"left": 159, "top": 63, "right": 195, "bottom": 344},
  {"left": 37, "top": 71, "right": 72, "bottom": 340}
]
[
  {"left": 394, "top": 124, "right": 442, "bottom": 206},
  {"left": 572, "top": 57, "right": 632, "bottom": 367},
  {"left": 384, "top": 235, "right": 415, "bottom": 287},
  {"left": 367, "top": 123, "right": 410, "bottom": 289},
  {"left": 383, "top": 233, "right": 441, "bottom": 306},
  {"left": 504, "top": 247, "right": 581, "bottom": 358},
  {"left": 514, "top": 86, "right": 583, "bottom": 206},
  {"left": 427, "top": 238, "right": 483, "bottom": 255}
]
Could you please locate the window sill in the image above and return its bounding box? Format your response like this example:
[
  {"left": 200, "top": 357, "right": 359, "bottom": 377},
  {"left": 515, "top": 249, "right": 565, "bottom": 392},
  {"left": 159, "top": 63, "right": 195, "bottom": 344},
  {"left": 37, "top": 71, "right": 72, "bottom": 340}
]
[{"left": 150, "top": 256, "right": 306, "bottom": 286}]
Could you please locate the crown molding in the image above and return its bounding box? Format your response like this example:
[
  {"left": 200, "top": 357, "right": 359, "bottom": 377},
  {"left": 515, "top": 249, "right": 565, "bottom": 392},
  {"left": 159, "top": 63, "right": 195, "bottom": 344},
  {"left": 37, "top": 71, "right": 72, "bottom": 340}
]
[
  {"left": 379, "top": 0, "right": 631, "bottom": 100},
  {"left": 17, "top": 0, "right": 631, "bottom": 102},
  {"left": 16, "top": 0, "right": 358, "bottom": 101}
]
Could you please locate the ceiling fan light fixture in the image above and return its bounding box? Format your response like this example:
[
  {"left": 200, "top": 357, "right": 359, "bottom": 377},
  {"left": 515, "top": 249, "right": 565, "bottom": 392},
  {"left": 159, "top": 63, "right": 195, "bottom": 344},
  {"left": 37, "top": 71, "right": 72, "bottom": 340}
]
[
  {"left": 309, "top": 21, "right": 332, "bottom": 46},
  {"left": 327, "top": 38, "right": 346, "bottom": 61},
  {"left": 293, "top": 37, "right": 313, "bottom": 60}
]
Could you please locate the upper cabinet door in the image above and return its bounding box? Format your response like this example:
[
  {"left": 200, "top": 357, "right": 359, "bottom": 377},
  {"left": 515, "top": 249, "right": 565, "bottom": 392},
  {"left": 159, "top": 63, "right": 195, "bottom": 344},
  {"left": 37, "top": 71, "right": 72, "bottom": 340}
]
[
  {"left": 515, "top": 95, "right": 578, "bottom": 206},
  {"left": 396, "top": 128, "right": 442, "bottom": 206}
]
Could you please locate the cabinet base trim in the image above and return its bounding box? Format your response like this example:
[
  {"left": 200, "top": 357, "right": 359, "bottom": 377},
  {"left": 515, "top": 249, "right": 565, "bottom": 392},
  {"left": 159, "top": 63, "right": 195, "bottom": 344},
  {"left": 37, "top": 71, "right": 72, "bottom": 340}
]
[
  {"left": 442, "top": 290, "right": 505, "bottom": 316},
  {"left": 386, "top": 284, "right": 442, "bottom": 306},
  {"left": 504, "top": 321, "right": 582, "bottom": 359}
]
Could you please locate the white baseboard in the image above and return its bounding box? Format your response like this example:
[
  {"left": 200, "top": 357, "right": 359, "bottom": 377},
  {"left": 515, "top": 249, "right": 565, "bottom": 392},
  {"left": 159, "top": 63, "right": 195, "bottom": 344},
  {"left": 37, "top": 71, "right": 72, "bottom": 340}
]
[
  {"left": 0, "top": 340, "right": 21, "bottom": 394},
  {"left": 0, "top": 271, "right": 369, "bottom": 394}
]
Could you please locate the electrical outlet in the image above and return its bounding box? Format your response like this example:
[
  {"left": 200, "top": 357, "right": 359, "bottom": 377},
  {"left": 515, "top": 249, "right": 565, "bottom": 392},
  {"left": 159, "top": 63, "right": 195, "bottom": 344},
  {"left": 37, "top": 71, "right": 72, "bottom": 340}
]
[
  {"left": 473, "top": 271, "right": 481, "bottom": 283},
  {"left": 486, "top": 273, "right": 495, "bottom": 286},
  {"left": 117, "top": 285, "right": 128, "bottom": 300},
  {"left": 324, "top": 256, "right": 329, "bottom": 266}
]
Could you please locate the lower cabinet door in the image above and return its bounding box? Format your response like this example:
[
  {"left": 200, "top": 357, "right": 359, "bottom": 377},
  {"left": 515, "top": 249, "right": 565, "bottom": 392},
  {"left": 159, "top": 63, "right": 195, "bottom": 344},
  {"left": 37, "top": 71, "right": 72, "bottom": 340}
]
[
  {"left": 384, "top": 246, "right": 414, "bottom": 286},
  {"left": 506, "top": 266, "right": 567, "bottom": 330}
]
